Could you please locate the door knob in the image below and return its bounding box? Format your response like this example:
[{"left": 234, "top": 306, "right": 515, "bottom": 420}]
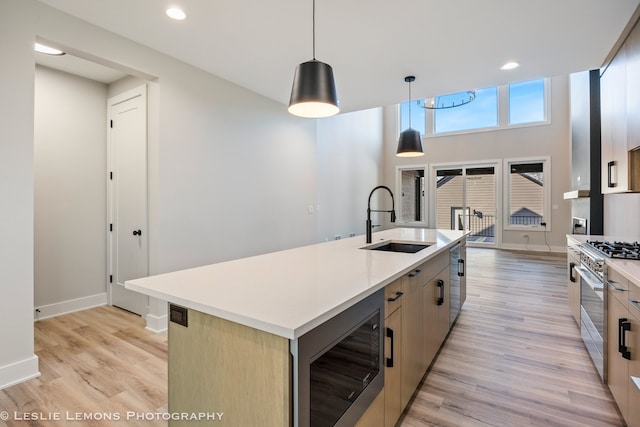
[{"left": 133, "top": 229, "right": 142, "bottom": 236}]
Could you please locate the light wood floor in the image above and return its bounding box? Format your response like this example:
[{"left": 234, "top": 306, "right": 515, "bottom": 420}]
[
  {"left": 0, "top": 249, "right": 626, "bottom": 427},
  {"left": 0, "top": 306, "right": 167, "bottom": 427},
  {"left": 400, "top": 248, "right": 625, "bottom": 427}
]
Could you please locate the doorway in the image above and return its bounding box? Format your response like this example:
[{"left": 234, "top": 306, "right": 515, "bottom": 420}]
[
  {"left": 108, "top": 85, "right": 149, "bottom": 315},
  {"left": 34, "top": 45, "right": 152, "bottom": 319},
  {"left": 430, "top": 161, "right": 501, "bottom": 246}
]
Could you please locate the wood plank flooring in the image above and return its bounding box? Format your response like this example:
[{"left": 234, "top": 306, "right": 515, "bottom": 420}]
[
  {"left": 0, "top": 248, "right": 626, "bottom": 427},
  {"left": 0, "top": 306, "right": 167, "bottom": 427},
  {"left": 400, "top": 248, "right": 625, "bottom": 427}
]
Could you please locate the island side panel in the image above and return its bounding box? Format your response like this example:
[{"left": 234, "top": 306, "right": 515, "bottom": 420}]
[{"left": 168, "top": 308, "right": 291, "bottom": 427}]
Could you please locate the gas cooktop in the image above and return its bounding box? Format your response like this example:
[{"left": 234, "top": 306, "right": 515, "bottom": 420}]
[{"left": 586, "top": 240, "right": 640, "bottom": 260}]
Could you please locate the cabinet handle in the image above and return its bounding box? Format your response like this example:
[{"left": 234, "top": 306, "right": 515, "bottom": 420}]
[
  {"left": 619, "top": 318, "right": 631, "bottom": 360},
  {"left": 408, "top": 268, "right": 422, "bottom": 278},
  {"left": 608, "top": 280, "right": 626, "bottom": 292},
  {"left": 458, "top": 259, "right": 465, "bottom": 277},
  {"left": 132, "top": 229, "right": 142, "bottom": 236},
  {"left": 386, "top": 327, "right": 395, "bottom": 368},
  {"left": 630, "top": 299, "right": 640, "bottom": 314},
  {"left": 437, "top": 279, "right": 444, "bottom": 306},
  {"left": 386, "top": 291, "right": 404, "bottom": 302},
  {"left": 608, "top": 160, "right": 617, "bottom": 188},
  {"left": 569, "top": 262, "right": 576, "bottom": 283}
]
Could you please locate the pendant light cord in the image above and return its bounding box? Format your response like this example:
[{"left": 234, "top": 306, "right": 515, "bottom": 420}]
[
  {"left": 312, "top": 0, "right": 316, "bottom": 60},
  {"left": 408, "top": 80, "right": 412, "bottom": 128}
]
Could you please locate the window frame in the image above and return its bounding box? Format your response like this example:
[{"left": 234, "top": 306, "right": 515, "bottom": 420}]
[
  {"left": 397, "top": 78, "right": 551, "bottom": 139},
  {"left": 395, "top": 165, "right": 428, "bottom": 227},
  {"left": 503, "top": 156, "right": 551, "bottom": 232}
]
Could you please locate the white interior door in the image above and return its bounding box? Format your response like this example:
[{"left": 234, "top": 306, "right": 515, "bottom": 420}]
[{"left": 108, "top": 85, "right": 149, "bottom": 315}]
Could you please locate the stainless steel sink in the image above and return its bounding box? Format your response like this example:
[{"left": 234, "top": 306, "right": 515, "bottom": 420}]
[{"left": 362, "top": 241, "right": 430, "bottom": 253}]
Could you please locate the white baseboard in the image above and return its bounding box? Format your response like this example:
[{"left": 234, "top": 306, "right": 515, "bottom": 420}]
[
  {"left": 34, "top": 293, "right": 107, "bottom": 321},
  {"left": 145, "top": 313, "right": 168, "bottom": 333},
  {"left": 0, "top": 355, "right": 40, "bottom": 390}
]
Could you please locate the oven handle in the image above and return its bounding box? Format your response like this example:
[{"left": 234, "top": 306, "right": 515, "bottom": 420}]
[{"left": 575, "top": 266, "right": 604, "bottom": 291}]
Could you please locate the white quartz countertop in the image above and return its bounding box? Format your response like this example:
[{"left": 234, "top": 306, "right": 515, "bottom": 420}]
[
  {"left": 126, "top": 228, "right": 466, "bottom": 339},
  {"left": 567, "top": 234, "right": 640, "bottom": 287}
]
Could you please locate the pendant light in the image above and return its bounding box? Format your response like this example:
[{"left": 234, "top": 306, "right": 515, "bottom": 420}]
[
  {"left": 288, "top": 0, "right": 339, "bottom": 118},
  {"left": 396, "top": 76, "right": 424, "bottom": 157}
]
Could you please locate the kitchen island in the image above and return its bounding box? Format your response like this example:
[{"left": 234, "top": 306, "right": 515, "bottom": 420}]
[{"left": 126, "top": 228, "right": 467, "bottom": 426}]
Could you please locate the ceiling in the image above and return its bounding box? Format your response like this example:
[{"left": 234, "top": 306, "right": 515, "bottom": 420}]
[{"left": 36, "top": 0, "right": 639, "bottom": 114}]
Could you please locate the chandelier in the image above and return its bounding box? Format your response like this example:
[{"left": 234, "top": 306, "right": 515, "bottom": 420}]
[{"left": 417, "top": 90, "right": 476, "bottom": 110}]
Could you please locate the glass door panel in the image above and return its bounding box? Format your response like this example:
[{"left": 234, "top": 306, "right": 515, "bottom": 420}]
[
  {"left": 466, "top": 167, "right": 496, "bottom": 244},
  {"left": 434, "top": 165, "right": 497, "bottom": 246},
  {"left": 435, "top": 169, "right": 464, "bottom": 231}
]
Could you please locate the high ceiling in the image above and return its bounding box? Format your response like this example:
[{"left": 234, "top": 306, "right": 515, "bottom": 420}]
[{"left": 37, "top": 0, "right": 639, "bottom": 113}]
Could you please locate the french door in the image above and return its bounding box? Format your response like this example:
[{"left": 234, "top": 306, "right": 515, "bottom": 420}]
[{"left": 430, "top": 162, "right": 501, "bottom": 246}]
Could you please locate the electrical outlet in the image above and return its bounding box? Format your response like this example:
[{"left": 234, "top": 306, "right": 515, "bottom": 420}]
[{"left": 334, "top": 235, "right": 342, "bottom": 240}]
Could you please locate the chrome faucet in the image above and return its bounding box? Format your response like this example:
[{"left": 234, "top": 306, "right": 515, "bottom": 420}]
[{"left": 366, "top": 185, "right": 396, "bottom": 243}]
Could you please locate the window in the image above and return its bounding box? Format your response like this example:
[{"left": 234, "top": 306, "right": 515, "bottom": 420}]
[
  {"left": 398, "top": 78, "right": 550, "bottom": 137},
  {"left": 434, "top": 87, "right": 498, "bottom": 134},
  {"left": 399, "top": 101, "right": 426, "bottom": 136},
  {"left": 504, "top": 157, "right": 551, "bottom": 230},
  {"left": 509, "top": 79, "right": 546, "bottom": 124}
]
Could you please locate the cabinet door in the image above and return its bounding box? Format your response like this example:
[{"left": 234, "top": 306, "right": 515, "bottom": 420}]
[
  {"left": 355, "top": 389, "right": 384, "bottom": 427},
  {"left": 627, "top": 23, "right": 640, "bottom": 151},
  {"left": 459, "top": 244, "right": 467, "bottom": 308},
  {"left": 628, "top": 304, "right": 640, "bottom": 427},
  {"left": 384, "top": 308, "right": 402, "bottom": 427},
  {"left": 566, "top": 247, "right": 580, "bottom": 325},
  {"left": 436, "top": 272, "right": 451, "bottom": 346},
  {"left": 400, "top": 267, "right": 424, "bottom": 409},
  {"left": 607, "top": 291, "right": 629, "bottom": 421},
  {"left": 423, "top": 279, "right": 439, "bottom": 367},
  {"left": 602, "top": 47, "right": 629, "bottom": 193}
]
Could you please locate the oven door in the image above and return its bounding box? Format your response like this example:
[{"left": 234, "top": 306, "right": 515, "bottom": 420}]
[{"left": 576, "top": 264, "right": 605, "bottom": 380}]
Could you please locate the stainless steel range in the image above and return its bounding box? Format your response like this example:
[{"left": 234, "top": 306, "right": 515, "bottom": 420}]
[
  {"left": 575, "top": 243, "right": 606, "bottom": 380},
  {"left": 577, "top": 239, "right": 640, "bottom": 382}
]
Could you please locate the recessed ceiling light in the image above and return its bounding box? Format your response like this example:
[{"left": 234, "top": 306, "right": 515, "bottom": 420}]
[
  {"left": 500, "top": 61, "right": 520, "bottom": 70},
  {"left": 34, "top": 43, "right": 65, "bottom": 56},
  {"left": 166, "top": 7, "right": 186, "bottom": 20}
]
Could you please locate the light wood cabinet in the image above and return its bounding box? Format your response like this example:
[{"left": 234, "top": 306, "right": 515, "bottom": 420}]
[
  {"left": 355, "top": 389, "right": 385, "bottom": 427},
  {"left": 400, "top": 266, "right": 424, "bottom": 409},
  {"left": 607, "top": 266, "right": 640, "bottom": 427},
  {"left": 566, "top": 241, "right": 581, "bottom": 325},
  {"left": 601, "top": 18, "right": 640, "bottom": 193},
  {"left": 423, "top": 267, "right": 450, "bottom": 366},
  {"left": 384, "top": 303, "right": 402, "bottom": 427},
  {"left": 628, "top": 303, "right": 640, "bottom": 427}
]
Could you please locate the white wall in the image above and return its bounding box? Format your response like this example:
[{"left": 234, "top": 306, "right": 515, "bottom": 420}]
[
  {"left": 34, "top": 66, "right": 108, "bottom": 315},
  {"left": 604, "top": 193, "right": 640, "bottom": 238},
  {"left": 0, "top": 0, "right": 385, "bottom": 388},
  {"left": 383, "top": 75, "right": 572, "bottom": 251},
  {"left": 0, "top": 0, "right": 39, "bottom": 388},
  {"left": 316, "top": 108, "right": 384, "bottom": 242}
]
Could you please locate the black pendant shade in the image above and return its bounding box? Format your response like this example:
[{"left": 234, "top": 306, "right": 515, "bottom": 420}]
[
  {"left": 396, "top": 75, "right": 424, "bottom": 157},
  {"left": 288, "top": 60, "right": 339, "bottom": 118},
  {"left": 396, "top": 128, "right": 424, "bottom": 157}
]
